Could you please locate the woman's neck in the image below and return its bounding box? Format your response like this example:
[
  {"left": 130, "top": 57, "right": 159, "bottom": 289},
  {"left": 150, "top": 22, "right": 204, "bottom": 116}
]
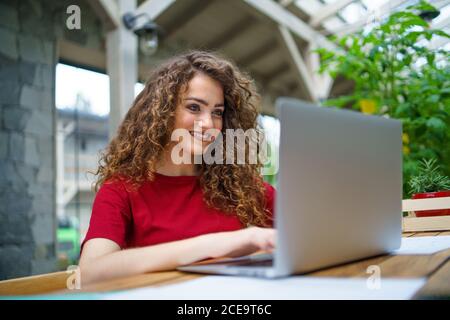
[{"left": 155, "top": 148, "right": 198, "bottom": 176}]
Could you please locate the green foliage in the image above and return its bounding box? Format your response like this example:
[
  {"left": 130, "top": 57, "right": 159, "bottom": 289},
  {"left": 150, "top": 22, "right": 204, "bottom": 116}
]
[
  {"left": 409, "top": 158, "right": 450, "bottom": 194},
  {"left": 316, "top": 1, "right": 450, "bottom": 198},
  {"left": 263, "top": 140, "right": 278, "bottom": 187}
]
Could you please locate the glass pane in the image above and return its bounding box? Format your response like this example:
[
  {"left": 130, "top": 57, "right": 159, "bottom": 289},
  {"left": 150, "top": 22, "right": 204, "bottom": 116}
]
[{"left": 56, "top": 64, "right": 109, "bottom": 268}]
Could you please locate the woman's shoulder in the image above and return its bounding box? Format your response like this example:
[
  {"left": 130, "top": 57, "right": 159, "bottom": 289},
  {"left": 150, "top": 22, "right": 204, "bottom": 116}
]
[
  {"left": 263, "top": 181, "right": 276, "bottom": 198},
  {"left": 96, "top": 175, "right": 135, "bottom": 198},
  {"left": 262, "top": 182, "right": 276, "bottom": 208}
]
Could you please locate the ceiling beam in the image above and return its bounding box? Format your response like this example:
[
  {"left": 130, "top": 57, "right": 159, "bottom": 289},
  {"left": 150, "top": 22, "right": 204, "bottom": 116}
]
[
  {"left": 279, "top": 0, "right": 295, "bottom": 7},
  {"left": 257, "top": 72, "right": 294, "bottom": 99},
  {"left": 159, "top": 0, "right": 216, "bottom": 39},
  {"left": 57, "top": 39, "right": 154, "bottom": 83},
  {"left": 135, "top": 0, "right": 177, "bottom": 21},
  {"left": 236, "top": 39, "right": 278, "bottom": 67},
  {"left": 278, "top": 25, "right": 317, "bottom": 102},
  {"left": 262, "top": 63, "right": 290, "bottom": 82},
  {"left": 429, "top": 35, "right": 450, "bottom": 49},
  {"left": 207, "top": 15, "right": 256, "bottom": 50},
  {"left": 333, "top": 0, "right": 408, "bottom": 36},
  {"left": 432, "top": 15, "right": 450, "bottom": 30},
  {"left": 430, "top": 0, "right": 450, "bottom": 31},
  {"left": 326, "top": 0, "right": 448, "bottom": 37},
  {"left": 241, "top": 0, "right": 337, "bottom": 51},
  {"left": 302, "top": 42, "right": 333, "bottom": 100},
  {"left": 88, "top": 0, "right": 120, "bottom": 31},
  {"left": 310, "top": 0, "right": 356, "bottom": 28},
  {"left": 279, "top": 0, "right": 311, "bottom": 21}
]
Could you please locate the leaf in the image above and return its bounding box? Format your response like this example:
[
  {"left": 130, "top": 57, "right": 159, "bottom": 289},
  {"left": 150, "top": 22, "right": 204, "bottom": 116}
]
[
  {"left": 431, "top": 30, "right": 450, "bottom": 39},
  {"left": 405, "top": 31, "right": 422, "bottom": 43},
  {"left": 314, "top": 1, "right": 450, "bottom": 197},
  {"left": 426, "top": 117, "right": 446, "bottom": 131},
  {"left": 323, "top": 95, "right": 357, "bottom": 108},
  {"left": 407, "top": 0, "right": 437, "bottom": 12},
  {"left": 426, "top": 95, "right": 440, "bottom": 104}
]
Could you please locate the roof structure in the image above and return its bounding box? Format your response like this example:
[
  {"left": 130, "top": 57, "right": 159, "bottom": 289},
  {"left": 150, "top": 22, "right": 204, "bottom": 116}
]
[{"left": 85, "top": 0, "right": 449, "bottom": 134}]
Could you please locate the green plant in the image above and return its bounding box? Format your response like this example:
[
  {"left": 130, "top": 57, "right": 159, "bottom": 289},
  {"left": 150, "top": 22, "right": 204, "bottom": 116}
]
[
  {"left": 409, "top": 158, "right": 450, "bottom": 195},
  {"left": 316, "top": 1, "right": 450, "bottom": 197},
  {"left": 263, "top": 140, "right": 278, "bottom": 187}
]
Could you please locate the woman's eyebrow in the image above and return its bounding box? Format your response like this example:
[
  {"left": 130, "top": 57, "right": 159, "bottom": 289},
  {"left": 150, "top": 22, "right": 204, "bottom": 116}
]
[{"left": 185, "top": 97, "right": 224, "bottom": 108}]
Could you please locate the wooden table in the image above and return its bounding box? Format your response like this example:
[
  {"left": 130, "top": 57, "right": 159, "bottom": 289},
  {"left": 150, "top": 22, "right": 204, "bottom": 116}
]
[{"left": 1, "top": 231, "right": 449, "bottom": 299}]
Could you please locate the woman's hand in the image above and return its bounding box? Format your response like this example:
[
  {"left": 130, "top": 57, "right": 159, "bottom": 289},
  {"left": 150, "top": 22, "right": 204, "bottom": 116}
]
[{"left": 203, "top": 227, "right": 276, "bottom": 259}]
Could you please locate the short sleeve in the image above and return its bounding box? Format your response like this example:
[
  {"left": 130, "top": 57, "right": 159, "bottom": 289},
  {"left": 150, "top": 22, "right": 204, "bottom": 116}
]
[
  {"left": 80, "top": 180, "right": 132, "bottom": 253},
  {"left": 263, "top": 182, "right": 276, "bottom": 227}
]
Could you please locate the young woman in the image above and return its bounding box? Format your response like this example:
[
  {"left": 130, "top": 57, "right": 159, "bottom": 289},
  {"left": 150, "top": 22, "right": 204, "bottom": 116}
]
[{"left": 79, "top": 51, "right": 276, "bottom": 284}]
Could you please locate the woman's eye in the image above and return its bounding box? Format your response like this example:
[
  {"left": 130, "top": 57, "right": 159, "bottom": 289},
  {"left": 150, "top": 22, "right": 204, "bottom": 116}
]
[
  {"left": 213, "top": 110, "right": 224, "bottom": 117},
  {"left": 187, "top": 104, "right": 200, "bottom": 112}
]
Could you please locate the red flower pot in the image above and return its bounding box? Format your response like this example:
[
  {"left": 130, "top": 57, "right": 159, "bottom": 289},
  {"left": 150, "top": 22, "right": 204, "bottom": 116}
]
[{"left": 412, "top": 190, "right": 450, "bottom": 217}]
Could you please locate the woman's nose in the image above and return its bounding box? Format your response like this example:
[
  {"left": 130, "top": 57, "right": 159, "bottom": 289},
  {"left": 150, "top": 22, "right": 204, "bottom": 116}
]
[{"left": 199, "top": 113, "right": 213, "bottom": 129}]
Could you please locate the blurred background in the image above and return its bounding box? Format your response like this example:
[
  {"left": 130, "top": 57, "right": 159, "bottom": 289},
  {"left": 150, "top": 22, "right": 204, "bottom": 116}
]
[{"left": 0, "top": 0, "right": 448, "bottom": 280}]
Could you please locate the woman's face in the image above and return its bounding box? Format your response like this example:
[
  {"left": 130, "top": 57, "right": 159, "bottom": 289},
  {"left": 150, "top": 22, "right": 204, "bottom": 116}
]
[{"left": 172, "top": 72, "right": 225, "bottom": 157}]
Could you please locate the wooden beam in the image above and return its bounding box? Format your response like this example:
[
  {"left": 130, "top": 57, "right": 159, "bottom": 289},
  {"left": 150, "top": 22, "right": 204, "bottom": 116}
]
[
  {"left": 58, "top": 39, "right": 106, "bottom": 71},
  {"left": 106, "top": 0, "right": 138, "bottom": 138},
  {"left": 432, "top": 15, "right": 450, "bottom": 30},
  {"left": 207, "top": 16, "right": 256, "bottom": 50},
  {"left": 242, "top": 0, "right": 337, "bottom": 51},
  {"left": 278, "top": 25, "right": 317, "bottom": 102},
  {"left": 252, "top": 69, "right": 292, "bottom": 98},
  {"left": 58, "top": 39, "right": 154, "bottom": 84},
  {"left": 279, "top": 0, "right": 310, "bottom": 21},
  {"left": 135, "top": 0, "right": 177, "bottom": 21},
  {"left": 302, "top": 42, "right": 333, "bottom": 99},
  {"left": 160, "top": 0, "right": 215, "bottom": 38},
  {"left": 310, "top": 0, "right": 356, "bottom": 28},
  {"left": 279, "top": 0, "right": 295, "bottom": 7},
  {"left": 333, "top": 0, "right": 449, "bottom": 37},
  {"left": 88, "top": 0, "right": 120, "bottom": 31},
  {"left": 236, "top": 40, "right": 278, "bottom": 67},
  {"left": 262, "top": 63, "right": 290, "bottom": 82},
  {"left": 333, "top": 0, "right": 407, "bottom": 36},
  {"left": 429, "top": 35, "right": 450, "bottom": 49}
]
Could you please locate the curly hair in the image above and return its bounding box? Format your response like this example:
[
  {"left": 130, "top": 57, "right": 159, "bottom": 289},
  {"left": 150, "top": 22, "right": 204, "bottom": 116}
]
[{"left": 93, "top": 50, "right": 271, "bottom": 227}]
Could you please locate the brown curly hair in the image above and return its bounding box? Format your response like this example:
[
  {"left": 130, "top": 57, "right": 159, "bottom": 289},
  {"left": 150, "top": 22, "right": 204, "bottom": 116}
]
[{"left": 93, "top": 50, "right": 271, "bottom": 227}]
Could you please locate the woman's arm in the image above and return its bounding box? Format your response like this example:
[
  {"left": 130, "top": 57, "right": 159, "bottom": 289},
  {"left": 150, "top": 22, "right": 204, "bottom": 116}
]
[{"left": 79, "top": 227, "right": 275, "bottom": 285}]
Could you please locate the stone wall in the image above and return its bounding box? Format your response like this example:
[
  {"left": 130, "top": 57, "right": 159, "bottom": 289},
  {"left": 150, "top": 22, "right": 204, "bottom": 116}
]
[
  {"left": 0, "top": 0, "right": 180, "bottom": 280},
  {"left": 0, "top": 0, "right": 105, "bottom": 280}
]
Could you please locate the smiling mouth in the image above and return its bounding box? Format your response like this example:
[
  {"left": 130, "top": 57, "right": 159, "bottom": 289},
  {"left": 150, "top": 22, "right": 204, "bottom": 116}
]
[{"left": 190, "top": 131, "right": 214, "bottom": 142}]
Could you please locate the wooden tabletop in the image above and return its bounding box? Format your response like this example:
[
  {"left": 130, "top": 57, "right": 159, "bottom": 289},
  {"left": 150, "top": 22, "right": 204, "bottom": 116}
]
[{"left": 1, "top": 231, "right": 449, "bottom": 299}]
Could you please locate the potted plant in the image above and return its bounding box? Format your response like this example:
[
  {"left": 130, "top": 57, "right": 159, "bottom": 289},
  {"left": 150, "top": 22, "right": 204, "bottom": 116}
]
[
  {"left": 315, "top": 1, "right": 450, "bottom": 198},
  {"left": 409, "top": 158, "right": 450, "bottom": 217}
]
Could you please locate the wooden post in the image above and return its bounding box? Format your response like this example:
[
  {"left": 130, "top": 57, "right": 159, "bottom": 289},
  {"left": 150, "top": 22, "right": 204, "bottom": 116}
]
[{"left": 106, "top": 0, "right": 137, "bottom": 139}]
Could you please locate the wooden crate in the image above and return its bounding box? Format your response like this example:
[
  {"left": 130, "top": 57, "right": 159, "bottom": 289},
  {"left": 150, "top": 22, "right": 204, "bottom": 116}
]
[{"left": 402, "top": 197, "right": 450, "bottom": 232}]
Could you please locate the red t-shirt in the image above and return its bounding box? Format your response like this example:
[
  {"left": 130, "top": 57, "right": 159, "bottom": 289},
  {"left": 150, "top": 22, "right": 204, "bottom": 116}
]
[{"left": 81, "top": 173, "right": 276, "bottom": 252}]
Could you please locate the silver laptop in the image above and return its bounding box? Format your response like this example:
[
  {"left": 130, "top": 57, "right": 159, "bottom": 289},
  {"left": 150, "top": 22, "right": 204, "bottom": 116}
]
[{"left": 177, "top": 98, "right": 402, "bottom": 278}]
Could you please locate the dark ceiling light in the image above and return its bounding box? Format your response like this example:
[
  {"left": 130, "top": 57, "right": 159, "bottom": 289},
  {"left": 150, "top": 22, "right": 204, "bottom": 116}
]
[{"left": 122, "top": 12, "right": 164, "bottom": 56}]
